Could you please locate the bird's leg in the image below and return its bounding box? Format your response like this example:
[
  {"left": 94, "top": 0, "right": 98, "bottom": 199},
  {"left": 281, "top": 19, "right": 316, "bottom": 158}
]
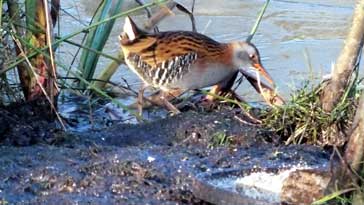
[
  {"left": 199, "top": 85, "right": 221, "bottom": 109},
  {"left": 200, "top": 72, "right": 239, "bottom": 108},
  {"left": 160, "top": 91, "right": 181, "bottom": 114},
  {"left": 137, "top": 84, "right": 148, "bottom": 116},
  {"left": 129, "top": 88, "right": 184, "bottom": 109},
  {"left": 205, "top": 84, "right": 221, "bottom": 102},
  {"left": 207, "top": 72, "right": 238, "bottom": 100},
  {"left": 149, "top": 89, "right": 184, "bottom": 107}
]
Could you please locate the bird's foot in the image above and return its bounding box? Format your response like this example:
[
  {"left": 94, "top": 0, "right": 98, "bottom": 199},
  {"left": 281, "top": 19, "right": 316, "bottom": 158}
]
[
  {"left": 161, "top": 95, "right": 181, "bottom": 115},
  {"left": 198, "top": 96, "right": 220, "bottom": 111}
]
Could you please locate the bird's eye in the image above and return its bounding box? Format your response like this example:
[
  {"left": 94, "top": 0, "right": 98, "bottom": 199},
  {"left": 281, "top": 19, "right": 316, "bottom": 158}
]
[{"left": 249, "top": 54, "right": 256, "bottom": 59}]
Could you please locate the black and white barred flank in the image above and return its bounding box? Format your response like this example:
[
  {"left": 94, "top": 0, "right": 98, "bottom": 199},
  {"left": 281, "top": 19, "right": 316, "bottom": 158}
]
[{"left": 127, "top": 52, "right": 198, "bottom": 87}]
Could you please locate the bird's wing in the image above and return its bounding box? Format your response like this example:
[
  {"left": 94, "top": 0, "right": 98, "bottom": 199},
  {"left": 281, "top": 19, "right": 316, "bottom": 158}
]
[
  {"left": 120, "top": 30, "right": 231, "bottom": 85},
  {"left": 120, "top": 31, "right": 229, "bottom": 68},
  {"left": 121, "top": 32, "right": 198, "bottom": 68}
]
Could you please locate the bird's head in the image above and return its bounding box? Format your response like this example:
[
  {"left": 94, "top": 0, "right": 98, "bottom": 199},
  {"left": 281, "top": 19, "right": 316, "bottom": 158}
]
[{"left": 231, "top": 42, "right": 273, "bottom": 85}]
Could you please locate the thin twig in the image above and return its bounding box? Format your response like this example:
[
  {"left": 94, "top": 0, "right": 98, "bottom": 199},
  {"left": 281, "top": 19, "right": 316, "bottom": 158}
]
[
  {"left": 135, "top": 0, "right": 159, "bottom": 33},
  {"left": 143, "top": 1, "right": 177, "bottom": 31},
  {"left": 201, "top": 19, "right": 211, "bottom": 34},
  {"left": 135, "top": 0, "right": 153, "bottom": 18},
  {"left": 335, "top": 146, "right": 364, "bottom": 183},
  {"left": 191, "top": 0, "right": 196, "bottom": 13},
  {"left": 234, "top": 115, "right": 261, "bottom": 126},
  {"left": 58, "top": 76, "right": 138, "bottom": 96},
  {"left": 175, "top": 3, "right": 196, "bottom": 32}
]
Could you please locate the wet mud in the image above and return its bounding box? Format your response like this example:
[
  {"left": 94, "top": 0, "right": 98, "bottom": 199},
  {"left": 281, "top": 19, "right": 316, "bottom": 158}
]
[{"left": 0, "top": 103, "right": 331, "bottom": 204}]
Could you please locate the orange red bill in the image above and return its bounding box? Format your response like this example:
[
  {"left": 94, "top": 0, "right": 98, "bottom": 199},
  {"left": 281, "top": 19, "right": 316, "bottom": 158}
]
[
  {"left": 239, "top": 68, "right": 285, "bottom": 106},
  {"left": 252, "top": 63, "right": 274, "bottom": 85}
]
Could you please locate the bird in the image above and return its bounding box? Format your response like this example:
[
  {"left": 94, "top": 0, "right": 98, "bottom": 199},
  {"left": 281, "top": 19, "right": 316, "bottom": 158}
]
[{"left": 119, "top": 16, "right": 274, "bottom": 114}]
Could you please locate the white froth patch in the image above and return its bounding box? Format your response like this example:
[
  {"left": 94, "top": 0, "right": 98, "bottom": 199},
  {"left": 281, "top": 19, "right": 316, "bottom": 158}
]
[{"left": 209, "top": 165, "right": 311, "bottom": 203}]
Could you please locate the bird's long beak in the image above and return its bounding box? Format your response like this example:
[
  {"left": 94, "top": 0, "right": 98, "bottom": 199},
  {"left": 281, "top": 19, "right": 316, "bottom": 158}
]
[{"left": 252, "top": 63, "right": 274, "bottom": 86}]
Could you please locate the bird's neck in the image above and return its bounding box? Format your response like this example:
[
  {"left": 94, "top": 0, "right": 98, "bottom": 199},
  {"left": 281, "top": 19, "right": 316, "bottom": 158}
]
[{"left": 211, "top": 42, "right": 234, "bottom": 67}]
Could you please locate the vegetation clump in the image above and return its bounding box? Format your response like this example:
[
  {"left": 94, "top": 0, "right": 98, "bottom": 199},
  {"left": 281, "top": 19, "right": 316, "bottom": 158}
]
[{"left": 261, "top": 77, "right": 362, "bottom": 146}]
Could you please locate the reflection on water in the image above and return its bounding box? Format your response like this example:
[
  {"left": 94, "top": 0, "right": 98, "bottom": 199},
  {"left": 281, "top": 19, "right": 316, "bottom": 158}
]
[{"left": 59, "top": 0, "right": 361, "bottom": 103}]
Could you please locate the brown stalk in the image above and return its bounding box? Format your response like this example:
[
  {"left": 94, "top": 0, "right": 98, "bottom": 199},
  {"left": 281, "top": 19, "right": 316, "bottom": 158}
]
[
  {"left": 7, "top": 0, "right": 31, "bottom": 99},
  {"left": 27, "top": 0, "right": 52, "bottom": 101},
  {"left": 43, "top": 0, "right": 59, "bottom": 108},
  {"left": 8, "top": 0, "right": 59, "bottom": 102},
  {"left": 10, "top": 32, "right": 65, "bottom": 130},
  {"left": 344, "top": 93, "right": 364, "bottom": 181},
  {"left": 321, "top": 0, "right": 364, "bottom": 112}
]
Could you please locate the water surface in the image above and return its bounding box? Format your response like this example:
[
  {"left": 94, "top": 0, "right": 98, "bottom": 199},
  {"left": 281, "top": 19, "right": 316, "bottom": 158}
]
[{"left": 58, "top": 0, "right": 361, "bottom": 121}]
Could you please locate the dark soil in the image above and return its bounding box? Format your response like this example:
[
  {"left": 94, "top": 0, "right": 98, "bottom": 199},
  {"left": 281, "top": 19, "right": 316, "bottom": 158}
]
[
  {"left": 0, "top": 100, "right": 61, "bottom": 146},
  {"left": 0, "top": 102, "right": 331, "bottom": 204}
]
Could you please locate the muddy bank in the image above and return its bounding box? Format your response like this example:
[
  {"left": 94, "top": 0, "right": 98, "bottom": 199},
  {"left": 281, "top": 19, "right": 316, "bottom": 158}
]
[
  {"left": 0, "top": 101, "right": 61, "bottom": 146},
  {"left": 83, "top": 108, "right": 275, "bottom": 147},
  {"left": 0, "top": 105, "right": 332, "bottom": 204},
  {"left": 0, "top": 142, "right": 330, "bottom": 204}
]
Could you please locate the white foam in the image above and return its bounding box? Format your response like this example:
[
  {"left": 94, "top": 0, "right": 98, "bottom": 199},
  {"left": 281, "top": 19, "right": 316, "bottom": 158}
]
[{"left": 209, "top": 165, "right": 311, "bottom": 203}]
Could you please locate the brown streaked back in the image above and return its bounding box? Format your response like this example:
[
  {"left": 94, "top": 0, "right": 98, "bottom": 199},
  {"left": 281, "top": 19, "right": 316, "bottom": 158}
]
[{"left": 120, "top": 30, "right": 232, "bottom": 68}]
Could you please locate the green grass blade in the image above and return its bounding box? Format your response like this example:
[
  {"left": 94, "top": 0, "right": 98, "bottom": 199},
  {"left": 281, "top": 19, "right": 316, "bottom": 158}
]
[
  {"left": 312, "top": 188, "right": 355, "bottom": 205},
  {"left": 0, "top": 0, "right": 3, "bottom": 28},
  {"left": 62, "top": 38, "right": 122, "bottom": 63},
  {"left": 93, "top": 50, "right": 124, "bottom": 90},
  {"left": 78, "top": 0, "right": 123, "bottom": 89},
  {"left": 25, "top": 1, "right": 38, "bottom": 32},
  {"left": 246, "top": 0, "right": 270, "bottom": 42}
]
